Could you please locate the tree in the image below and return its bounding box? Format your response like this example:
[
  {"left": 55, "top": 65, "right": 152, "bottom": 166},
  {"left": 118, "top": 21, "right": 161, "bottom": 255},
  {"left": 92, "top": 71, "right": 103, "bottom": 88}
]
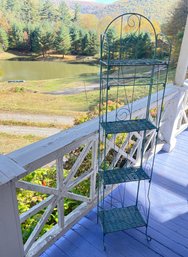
[
  {"left": 20, "top": 0, "right": 40, "bottom": 51},
  {"left": 40, "top": 0, "right": 56, "bottom": 22},
  {"left": 57, "top": 1, "right": 71, "bottom": 26},
  {"left": 9, "top": 22, "right": 25, "bottom": 50},
  {"left": 164, "top": 0, "right": 188, "bottom": 37},
  {"left": 72, "top": 3, "right": 80, "bottom": 23},
  {"left": 163, "top": 0, "right": 188, "bottom": 63},
  {"left": 31, "top": 23, "right": 55, "bottom": 57},
  {"left": 21, "top": 0, "right": 40, "bottom": 24},
  {"left": 0, "top": 10, "right": 10, "bottom": 32},
  {"left": 5, "top": 0, "right": 21, "bottom": 14},
  {"left": 5, "top": 0, "right": 15, "bottom": 11},
  {"left": 55, "top": 26, "right": 71, "bottom": 57},
  {"left": 84, "top": 31, "right": 99, "bottom": 56},
  {"left": 79, "top": 29, "right": 87, "bottom": 54},
  {"left": 70, "top": 25, "right": 80, "bottom": 54},
  {"left": 106, "top": 28, "right": 117, "bottom": 47},
  {"left": 0, "top": 28, "right": 9, "bottom": 51},
  {"left": 112, "top": 33, "right": 152, "bottom": 59},
  {"left": 0, "top": 0, "right": 8, "bottom": 11}
]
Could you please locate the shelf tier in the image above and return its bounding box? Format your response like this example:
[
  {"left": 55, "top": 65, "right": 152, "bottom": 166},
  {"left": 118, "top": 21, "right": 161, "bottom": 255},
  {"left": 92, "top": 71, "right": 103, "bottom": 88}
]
[
  {"left": 107, "top": 82, "right": 165, "bottom": 89},
  {"left": 106, "top": 76, "right": 151, "bottom": 80},
  {"left": 101, "top": 81, "right": 165, "bottom": 89},
  {"left": 99, "top": 205, "right": 146, "bottom": 234},
  {"left": 100, "top": 167, "right": 149, "bottom": 185},
  {"left": 101, "top": 119, "right": 156, "bottom": 134},
  {"left": 100, "top": 58, "right": 168, "bottom": 67}
]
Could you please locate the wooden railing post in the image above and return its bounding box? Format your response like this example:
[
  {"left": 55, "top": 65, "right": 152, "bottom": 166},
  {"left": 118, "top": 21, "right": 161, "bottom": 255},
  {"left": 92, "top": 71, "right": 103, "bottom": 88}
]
[
  {"left": 160, "top": 88, "right": 186, "bottom": 152},
  {"left": 0, "top": 182, "right": 24, "bottom": 257},
  {"left": 175, "top": 15, "right": 188, "bottom": 86}
]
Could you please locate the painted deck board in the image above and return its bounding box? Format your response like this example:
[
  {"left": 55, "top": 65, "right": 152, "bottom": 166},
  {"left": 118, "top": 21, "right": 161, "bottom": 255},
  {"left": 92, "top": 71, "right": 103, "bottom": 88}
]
[{"left": 41, "top": 129, "right": 188, "bottom": 257}]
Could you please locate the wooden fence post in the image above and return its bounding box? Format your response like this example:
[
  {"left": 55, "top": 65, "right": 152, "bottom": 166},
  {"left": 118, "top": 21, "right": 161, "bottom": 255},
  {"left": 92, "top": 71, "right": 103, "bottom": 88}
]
[{"left": 0, "top": 181, "right": 24, "bottom": 257}]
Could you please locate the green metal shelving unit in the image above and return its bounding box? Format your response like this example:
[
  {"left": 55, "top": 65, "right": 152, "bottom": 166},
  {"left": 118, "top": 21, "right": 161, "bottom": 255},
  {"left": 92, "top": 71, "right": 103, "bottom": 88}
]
[{"left": 97, "top": 13, "right": 171, "bottom": 247}]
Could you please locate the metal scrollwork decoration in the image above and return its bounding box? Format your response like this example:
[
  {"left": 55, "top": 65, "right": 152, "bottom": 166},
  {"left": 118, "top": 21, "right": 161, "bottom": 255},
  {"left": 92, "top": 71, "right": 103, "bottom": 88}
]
[
  {"left": 127, "top": 14, "right": 141, "bottom": 33},
  {"left": 116, "top": 107, "right": 131, "bottom": 121}
]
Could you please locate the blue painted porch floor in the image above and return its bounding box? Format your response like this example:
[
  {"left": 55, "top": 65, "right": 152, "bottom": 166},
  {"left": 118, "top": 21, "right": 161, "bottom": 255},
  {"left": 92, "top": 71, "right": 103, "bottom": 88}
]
[{"left": 41, "top": 130, "right": 188, "bottom": 257}]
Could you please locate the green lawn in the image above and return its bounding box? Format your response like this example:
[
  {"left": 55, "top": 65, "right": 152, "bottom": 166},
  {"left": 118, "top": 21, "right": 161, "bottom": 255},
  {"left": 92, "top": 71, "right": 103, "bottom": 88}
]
[
  {"left": 0, "top": 90, "right": 90, "bottom": 116},
  {"left": 0, "top": 66, "right": 175, "bottom": 117}
]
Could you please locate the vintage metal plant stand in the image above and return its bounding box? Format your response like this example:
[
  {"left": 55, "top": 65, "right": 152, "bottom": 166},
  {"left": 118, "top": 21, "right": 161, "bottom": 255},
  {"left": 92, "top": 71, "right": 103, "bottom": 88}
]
[{"left": 97, "top": 13, "right": 171, "bottom": 248}]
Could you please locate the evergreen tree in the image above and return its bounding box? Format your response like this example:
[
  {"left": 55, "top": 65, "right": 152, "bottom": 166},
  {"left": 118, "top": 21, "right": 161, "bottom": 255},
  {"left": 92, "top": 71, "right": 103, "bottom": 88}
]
[
  {"left": 77, "top": 29, "right": 85, "bottom": 54},
  {"left": 58, "top": 1, "right": 71, "bottom": 26},
  {"left": 82, "top": 31, "right": 89, "bottom": 54},
  {"left": 70, "top": 25, "right": 79, "bottom": 54},
  {"left": 40, "top": 0, "right": 56, "bottom": 22},
  {"left": 5, "top": 0, "right": 14, "bottom": 11},
  {"left": 84, "top": 31, "right": 98, "bottom": 56},
  {"left": 5, "top": 0, "right": 21, "bottom": 13},
  {"left": 55, "top": 26, "right": 71, "bottom": 57},
  {"left": 20, "top": 0, "right": 40, "bottom": 51},
  {"left": 78, "top": 29, "right": 87, "bottom": 54},
  {"left": 21, "top": 0, "right": 40, "bottom": 24},
  {"left": 0, "top": 28, "right": 9, "bottom": 51},
  {"left": 0, "top": 0, "right": 7, "bottom": 11},
  {"left": 72, "top": 3, "right": 80, "bottom": 23},
  {"left": 9, "top": 22, "right": 25, "bottom": 50},
  {"left": 90, "top": 31, "right": 98, "bottom": 55},
  {"left": 106, "top": 28, "right": 117, "bottom": 45},
  {"left": 31, "top": 23, "right": 55, "bottom": 57},
  {"left": 117, "top": 33, "right": 152, "bottom": 59}
]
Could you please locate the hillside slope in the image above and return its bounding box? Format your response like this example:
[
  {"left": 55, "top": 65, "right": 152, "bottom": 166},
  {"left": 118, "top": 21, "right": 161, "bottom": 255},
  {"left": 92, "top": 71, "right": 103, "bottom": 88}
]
[{"left": 64, "top": 0, "right": 176, "bottom": 24}]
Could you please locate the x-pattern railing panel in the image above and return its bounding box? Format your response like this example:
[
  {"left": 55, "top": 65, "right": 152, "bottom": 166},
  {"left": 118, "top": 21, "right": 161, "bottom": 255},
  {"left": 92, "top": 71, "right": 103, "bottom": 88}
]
[{"left": 16, "top": 134, "right": 99, "bottom": 256}]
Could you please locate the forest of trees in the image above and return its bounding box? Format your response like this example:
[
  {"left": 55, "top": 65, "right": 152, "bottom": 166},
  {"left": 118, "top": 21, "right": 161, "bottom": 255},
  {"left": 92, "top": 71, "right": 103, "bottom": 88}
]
[
  {"left": 0, "top": 0, "right": 187, "bottom": 60},
  {"left": 0, "top": 0, "right": 165, "bottom": 58},
  {"left": 0, "top": 0, "right": 99, "bottom": 57}
]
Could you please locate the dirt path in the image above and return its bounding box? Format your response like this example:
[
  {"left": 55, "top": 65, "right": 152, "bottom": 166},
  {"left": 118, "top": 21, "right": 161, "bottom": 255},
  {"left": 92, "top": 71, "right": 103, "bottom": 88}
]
[
  {"left": 0, "top": 125, "right": 61, "bottom": 137},
  {"left": 0, "top": 113, "right": 74, "bottom": 126}
]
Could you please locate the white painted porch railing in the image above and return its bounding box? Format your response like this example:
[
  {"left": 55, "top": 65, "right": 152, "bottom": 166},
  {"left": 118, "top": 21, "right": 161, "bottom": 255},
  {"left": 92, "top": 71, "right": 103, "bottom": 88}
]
[
  {"left": 175, "top": 16, "right": 188, "bottom": 86},
  {"left": 176, "top": 85, "right": 188, "bottom": 135},
  {"left": 0, "top": 85, "right": 188, "bottom": 257}
]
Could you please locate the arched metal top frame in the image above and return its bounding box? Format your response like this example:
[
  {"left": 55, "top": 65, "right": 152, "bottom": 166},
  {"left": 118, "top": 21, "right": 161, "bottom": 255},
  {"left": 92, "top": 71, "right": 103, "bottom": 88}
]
[
  {"left": 100, "top": 13, "right": 171, "bottom": 63},
  {"left": 103, "top": 13, "right": 157, "bottom": 39}
]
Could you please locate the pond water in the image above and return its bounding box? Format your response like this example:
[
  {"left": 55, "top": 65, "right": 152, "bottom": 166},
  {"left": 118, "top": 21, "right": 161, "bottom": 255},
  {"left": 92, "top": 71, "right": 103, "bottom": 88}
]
[{"left": 0, "top": 60, "right": 99, "bottom": 81}]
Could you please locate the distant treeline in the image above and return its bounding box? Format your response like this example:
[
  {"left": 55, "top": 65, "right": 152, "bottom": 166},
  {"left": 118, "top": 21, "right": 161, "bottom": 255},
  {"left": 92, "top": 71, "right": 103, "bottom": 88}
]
[
  {"left": 0, "top": 0, "right": 100, "bottom": 57},
  {"left": 0, "top": 0, "right": 187, "bottom": 60}
]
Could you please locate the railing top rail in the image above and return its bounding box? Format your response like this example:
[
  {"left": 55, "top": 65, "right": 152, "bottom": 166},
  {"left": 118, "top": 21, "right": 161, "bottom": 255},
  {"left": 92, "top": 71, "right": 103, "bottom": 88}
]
[
  {"left": 0, "top": 84, "right": 177, "bottom": 185},
  {"left": 0, "top": 155, "right": 26, "bottom": 186}
]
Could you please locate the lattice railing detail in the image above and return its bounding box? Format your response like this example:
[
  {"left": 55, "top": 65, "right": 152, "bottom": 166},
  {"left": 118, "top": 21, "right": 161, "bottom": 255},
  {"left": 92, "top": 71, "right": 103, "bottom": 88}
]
[{"left": 16, "top": 134, "right": 99, "bottom": 256}]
